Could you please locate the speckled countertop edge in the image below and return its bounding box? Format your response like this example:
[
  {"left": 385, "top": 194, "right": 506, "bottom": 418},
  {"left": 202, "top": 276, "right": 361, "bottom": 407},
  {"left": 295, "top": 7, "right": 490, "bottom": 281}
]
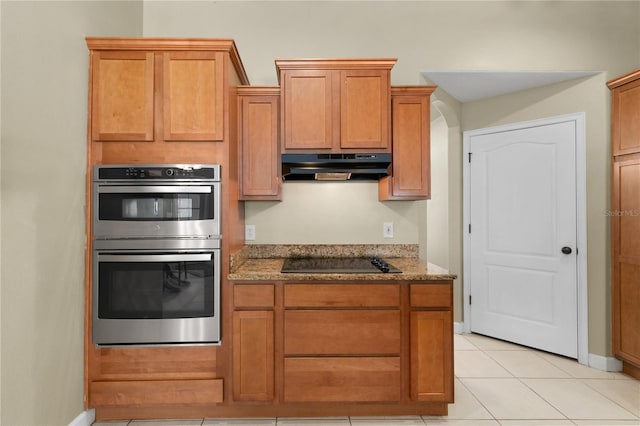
[{"left": 228, "top": 244, "right": 456, "bottom": 281}]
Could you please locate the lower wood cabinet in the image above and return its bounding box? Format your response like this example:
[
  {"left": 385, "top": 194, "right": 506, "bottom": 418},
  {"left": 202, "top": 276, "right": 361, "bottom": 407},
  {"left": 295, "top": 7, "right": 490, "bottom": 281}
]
[
  {"left": 232, "top": 310, "right": 274, "bottom": 401},
  {"left": 410, "top": 283, "right": 454, "bottom": 402},
  {"left": 228, "top": 280, "right": 454, "bottom": 413},
  {"left": 90, "top": 379, "right": 223, "bottom": 406},
  {"left": 283, "top": 357, "right": 401, "bottom": 402},
  {"left": 410, "top": 310, "right": 453, "bottom": 402},
  {"left": 284, "top": 310, "right": 400, "bottom": 355},
  {"left": 611, "top": 155, "right": 640, "bottom": 374}
]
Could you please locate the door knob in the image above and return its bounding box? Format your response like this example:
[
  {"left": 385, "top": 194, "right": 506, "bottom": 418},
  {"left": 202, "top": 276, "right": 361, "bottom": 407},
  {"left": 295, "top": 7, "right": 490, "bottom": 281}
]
[{"left": 561, "top": 246, "right": 573, "bottom": 255}]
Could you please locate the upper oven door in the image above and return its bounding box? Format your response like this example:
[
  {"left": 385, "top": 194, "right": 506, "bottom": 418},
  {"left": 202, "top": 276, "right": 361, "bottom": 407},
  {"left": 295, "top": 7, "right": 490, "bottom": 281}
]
[{"left": 93, "top": 183, "right": 221, "bottom": 239}]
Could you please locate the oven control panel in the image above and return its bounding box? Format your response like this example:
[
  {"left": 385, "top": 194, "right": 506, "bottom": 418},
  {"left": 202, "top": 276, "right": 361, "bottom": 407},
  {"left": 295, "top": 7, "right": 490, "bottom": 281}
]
[{"left": 94, "top": 164, "right": 220, "bottom": 181}]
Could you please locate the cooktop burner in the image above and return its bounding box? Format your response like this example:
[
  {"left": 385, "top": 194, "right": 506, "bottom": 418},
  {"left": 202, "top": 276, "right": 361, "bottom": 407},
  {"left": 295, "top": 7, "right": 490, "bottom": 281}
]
[{"left": 281, "top": 256, "right": 402, "bottom": 274}]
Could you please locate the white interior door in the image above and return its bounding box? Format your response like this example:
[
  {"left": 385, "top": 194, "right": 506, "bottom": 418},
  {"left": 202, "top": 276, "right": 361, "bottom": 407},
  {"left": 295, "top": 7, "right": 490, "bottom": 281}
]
[{"left": 467, "top": 120, "right": 578, "bottom": 358}]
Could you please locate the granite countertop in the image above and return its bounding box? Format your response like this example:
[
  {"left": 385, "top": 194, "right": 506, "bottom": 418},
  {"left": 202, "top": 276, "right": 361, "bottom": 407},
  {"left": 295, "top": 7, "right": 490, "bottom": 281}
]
[{"left": 228, "top": 244, "right": 456, "bottom": 282}]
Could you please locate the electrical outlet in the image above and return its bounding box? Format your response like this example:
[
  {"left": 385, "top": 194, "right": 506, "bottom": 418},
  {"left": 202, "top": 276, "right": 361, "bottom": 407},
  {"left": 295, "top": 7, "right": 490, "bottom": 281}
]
[
  {"left": 245, "top": 225, "right": 256, "bottom": 241},
  {"left": 383, "top": 222, "right": 394, "bottom": 238}
]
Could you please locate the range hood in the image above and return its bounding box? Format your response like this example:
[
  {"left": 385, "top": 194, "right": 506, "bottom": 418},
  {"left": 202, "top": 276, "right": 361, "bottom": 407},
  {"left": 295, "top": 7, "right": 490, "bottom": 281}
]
[{"left": 282, "top": 153, "right": 391, "bottom": 181}]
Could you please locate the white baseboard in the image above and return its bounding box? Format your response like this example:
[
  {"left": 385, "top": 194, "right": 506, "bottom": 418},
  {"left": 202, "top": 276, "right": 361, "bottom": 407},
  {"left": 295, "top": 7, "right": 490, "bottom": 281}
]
[
  {"left": 588, "top": 353, "right": 623, "bottom": 372},
  {"left": 68, "top": 409, "right": 95, "bottom": 426},
  {"left": 454, "top": 322, "right": 465, "bottom": 334}
]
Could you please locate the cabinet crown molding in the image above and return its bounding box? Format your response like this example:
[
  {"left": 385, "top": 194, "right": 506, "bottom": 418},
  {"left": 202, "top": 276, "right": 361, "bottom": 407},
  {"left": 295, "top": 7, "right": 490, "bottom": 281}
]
[
  {"left": 85, "top": 37, "right": 249, "bottom": 85},
  {"left": 607, "top": 68, "right": 640, "bottom": 89},
  {"left": 275, "top": 58, "right": 397, "bottom": 78}
]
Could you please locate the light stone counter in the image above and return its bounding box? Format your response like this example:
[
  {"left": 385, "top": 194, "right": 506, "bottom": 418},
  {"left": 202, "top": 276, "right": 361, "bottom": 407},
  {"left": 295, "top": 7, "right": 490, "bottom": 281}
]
[{"left": 228, "top": 244, "right": 456, "bottom": 281}]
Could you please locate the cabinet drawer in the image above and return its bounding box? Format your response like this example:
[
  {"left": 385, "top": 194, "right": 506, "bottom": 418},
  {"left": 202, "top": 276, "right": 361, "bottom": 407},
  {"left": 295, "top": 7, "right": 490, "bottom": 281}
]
[
  {"left": 410, "top": 284, "right": 452, "bottom": 308},
  {"left": 234, "top": 284, "right": 274, "bottom": 308},
  {"left": 285, "top": 284, "right": 399, "bottom": 307},
  {"left": 90, "top": 378, "right": 223, "bottom": 406},
  {"left": 284, "top": 310, "right": 400, "bottom": 355},
  {"left": 284, "top": 357, "right": 400, "bottom": 402}
]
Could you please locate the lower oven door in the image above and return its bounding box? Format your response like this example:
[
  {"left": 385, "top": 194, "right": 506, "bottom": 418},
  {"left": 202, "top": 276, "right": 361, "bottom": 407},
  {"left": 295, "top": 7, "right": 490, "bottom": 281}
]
[{"left": 92, "top": 248, "right": 220, "bottom": 346}]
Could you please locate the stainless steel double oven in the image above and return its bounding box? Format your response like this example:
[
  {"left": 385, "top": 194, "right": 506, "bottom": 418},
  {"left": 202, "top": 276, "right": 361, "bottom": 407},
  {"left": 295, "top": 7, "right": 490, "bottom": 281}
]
[{"left": 92, "top": 165, "right": 222, "bottom": 346}]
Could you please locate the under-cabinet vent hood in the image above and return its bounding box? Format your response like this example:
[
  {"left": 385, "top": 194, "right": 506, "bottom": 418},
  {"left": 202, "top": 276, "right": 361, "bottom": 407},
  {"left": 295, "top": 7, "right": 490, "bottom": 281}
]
[{"left": 282, "top": 153, "right": 391, "bottom": 181}]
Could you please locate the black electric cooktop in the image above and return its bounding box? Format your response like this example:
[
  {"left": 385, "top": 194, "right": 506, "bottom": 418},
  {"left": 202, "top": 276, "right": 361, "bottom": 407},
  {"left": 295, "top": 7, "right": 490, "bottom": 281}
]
[{"left": 281, "top": 256, "right": 401, "bottom": 274}]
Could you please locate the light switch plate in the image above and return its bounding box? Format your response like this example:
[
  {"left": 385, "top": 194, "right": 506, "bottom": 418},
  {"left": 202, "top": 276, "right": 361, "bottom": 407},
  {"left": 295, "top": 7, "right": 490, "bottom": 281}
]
[
  {"left": 383, "top": 222, "right": 394, "bottom": 238},
  {"left": 245, "top": 225, "right": 256, "bottom": 241}
]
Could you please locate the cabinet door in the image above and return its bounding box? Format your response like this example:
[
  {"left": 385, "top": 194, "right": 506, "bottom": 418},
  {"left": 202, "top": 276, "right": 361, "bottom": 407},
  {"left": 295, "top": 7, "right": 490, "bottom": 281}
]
[
  {"left": 410, "top": 310, "right": 453, "bottom": 402},
  {"left": 232, "top": 311, "right": 274, "bottom": 401},
  {"left": 380, "top": 90, "right": 432, "bottom": 200},
  {"left": 612, "top": 79, "right": 640, "bottom": 155},
  {"left": 611, "top": 156, "right": 640, "bottom": 365},
  {"left": 239, "top": 90, "right": 281, "bottom": 199},
  {"left": 163, "top": 51, "right": 224, "bottom": 141},
  {"left": 282, "top": 69, "right": 334, "bottom": 150},
  {"left": 91, "top": 51, "right": 154, "bottom": 141},
  {"left": 340, "top": 69, "right": 390, "bottom": 149}
]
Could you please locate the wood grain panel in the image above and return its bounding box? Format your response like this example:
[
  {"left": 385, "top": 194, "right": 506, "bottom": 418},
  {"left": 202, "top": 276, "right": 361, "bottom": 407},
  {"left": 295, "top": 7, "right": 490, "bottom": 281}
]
[
  {"left": 619, "top": 263, "right": 640, "bottom": 365},
  {"left": 284, "top": 310, "right": 400, "bottom": 355},
  {"left": 410, "top": 311, "right": 453, "bottom": 402},
  {"left": 92, "top": 346, "right": 217, "bottom": 381},
  {"left": 163, "top": 51, "right": 224, "bottom": 141},
  {"left": 234, "top": 284, "right": 275, "bottom": 308},
  {"left": 611, "top": 77, "right": 640, "bottom": 155},
  {"left": 619, "top": 160, "right": 640, "bottom": 258},
  {"left": 92, "top": 51, "right": 154, "bottom": 141},
  {"left": 90, "top": 379, "right": 223, "bottom": 406},
  {"left": 284, "top": 284, "right": 399, "bottom": 308},
  {"left": 283, "top": 70, "right": 333, "bottom": 150},
  {"left": 410, "top": 284, "right": 452, "bottom": 309},
  {"left": 340, "top": 70, "right": 389, "bottom": 149},
  {"left": 233, "top": 311, "right": 274, "bottom": 401},
  {"left": 390, "top": 90, "right": 430, "bottom": 198},
  {"left": 238, "top": 89, "right": 280, "bottom": 199},
  {"left": 283, "top": 357, "right": 400, "bottom": 402}
]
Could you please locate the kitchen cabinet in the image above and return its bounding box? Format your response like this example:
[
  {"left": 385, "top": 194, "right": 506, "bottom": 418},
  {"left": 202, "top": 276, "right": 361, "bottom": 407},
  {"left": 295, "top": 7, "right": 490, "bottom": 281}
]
[
  {"left": 410, "top": 284, "right": 454, "bottom": 402},
  {"left": 86, "top": 38, "right": 249, "bottom": 165},
  {"left": 85, "top": 38, "right": 251, "bottom": 421},
  {"left": 232, "top": 284, "right": 275, "bottom": 402},
  {"left": 90, "top": 48, "right": 224, "bottom": 142},
  {"left": 276, "top": 59, "right": 396, "bottom": 153},
  {"left": 283, "top": 283, "right": 401, "bottom": 403},
  {"left": 379, "top": 86, "right": 436, "bottom": 201},
  {"left": 609, "top": 70, "right": 640, "bottom": 380},
  {"left": 238, "top": 86, "right": 281, "bottom": 200},
  {"left": 90, "top": 50, "right": 155, "bottom": 141}
]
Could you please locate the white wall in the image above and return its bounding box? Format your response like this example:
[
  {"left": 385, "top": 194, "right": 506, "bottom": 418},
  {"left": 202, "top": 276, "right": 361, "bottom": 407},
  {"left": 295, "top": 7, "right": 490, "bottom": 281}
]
[
  {"left": 426, "top": 115, "right": 449, "bottom": 268},
  {"left": 0, "top": 2, "right": 142, "bottom": 424}
]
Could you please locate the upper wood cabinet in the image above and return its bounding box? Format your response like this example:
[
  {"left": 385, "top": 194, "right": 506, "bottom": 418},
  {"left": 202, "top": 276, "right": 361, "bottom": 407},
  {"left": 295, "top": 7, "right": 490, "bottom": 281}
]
[
  {"left": 238, "top": 86, "right": 281, "bottom": 200},
  {"left": 163, "top": 51, "right": 225, "bottom": 141},
  {"left": 276, "top": 59, "right": 396, "bottom": 153},
  {"left": 610, "top": 70, "right": 640, "bottom": 156},
  {"left": 379, "top": 86, "right": 436, "bottom": 201},
  {"left": 91, "top": 50, "right": 155, "bottom": 141},
  {"left": 87, "top": 38, "right": 249, "bottom": 144}
]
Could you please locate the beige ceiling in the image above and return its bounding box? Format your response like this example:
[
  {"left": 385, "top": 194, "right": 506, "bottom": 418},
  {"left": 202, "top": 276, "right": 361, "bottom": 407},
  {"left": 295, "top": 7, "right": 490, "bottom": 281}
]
[{"left": 421, "top": 71, "right": 599, "bottom": 103}]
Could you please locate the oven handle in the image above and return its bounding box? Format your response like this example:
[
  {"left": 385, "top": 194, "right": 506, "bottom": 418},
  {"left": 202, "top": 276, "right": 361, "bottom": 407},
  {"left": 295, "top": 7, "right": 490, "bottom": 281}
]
[
  {"left": 98, "top": 253, "right": 213, "bottom": 263},
  {"left": 97, "top": 185, "right": 213, "bottom": 194}
]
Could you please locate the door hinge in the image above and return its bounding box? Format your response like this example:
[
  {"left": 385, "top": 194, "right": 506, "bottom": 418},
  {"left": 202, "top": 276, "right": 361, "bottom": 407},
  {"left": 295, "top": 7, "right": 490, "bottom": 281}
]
[
  {"left": 469, "top": 295, "right": 472, "bottom": 305},
  {"left": 468, "top": 152, "right": 472, "bottom": 163},
  {"left": 468, "top": 223, "right": 472, "bottom": 233}
]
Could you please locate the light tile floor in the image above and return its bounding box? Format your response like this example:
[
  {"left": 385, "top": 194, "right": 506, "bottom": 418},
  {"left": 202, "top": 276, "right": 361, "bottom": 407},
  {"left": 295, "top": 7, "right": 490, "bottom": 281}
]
[{"left": 93, "top": 333, "right": 640, "bottom": 426}]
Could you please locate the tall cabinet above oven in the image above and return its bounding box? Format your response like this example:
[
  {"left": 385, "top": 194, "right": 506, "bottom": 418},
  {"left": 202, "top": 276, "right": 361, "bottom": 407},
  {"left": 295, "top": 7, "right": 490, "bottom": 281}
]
[{"left": 84, "top": 38, "right": 249, "bottom": 414}]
